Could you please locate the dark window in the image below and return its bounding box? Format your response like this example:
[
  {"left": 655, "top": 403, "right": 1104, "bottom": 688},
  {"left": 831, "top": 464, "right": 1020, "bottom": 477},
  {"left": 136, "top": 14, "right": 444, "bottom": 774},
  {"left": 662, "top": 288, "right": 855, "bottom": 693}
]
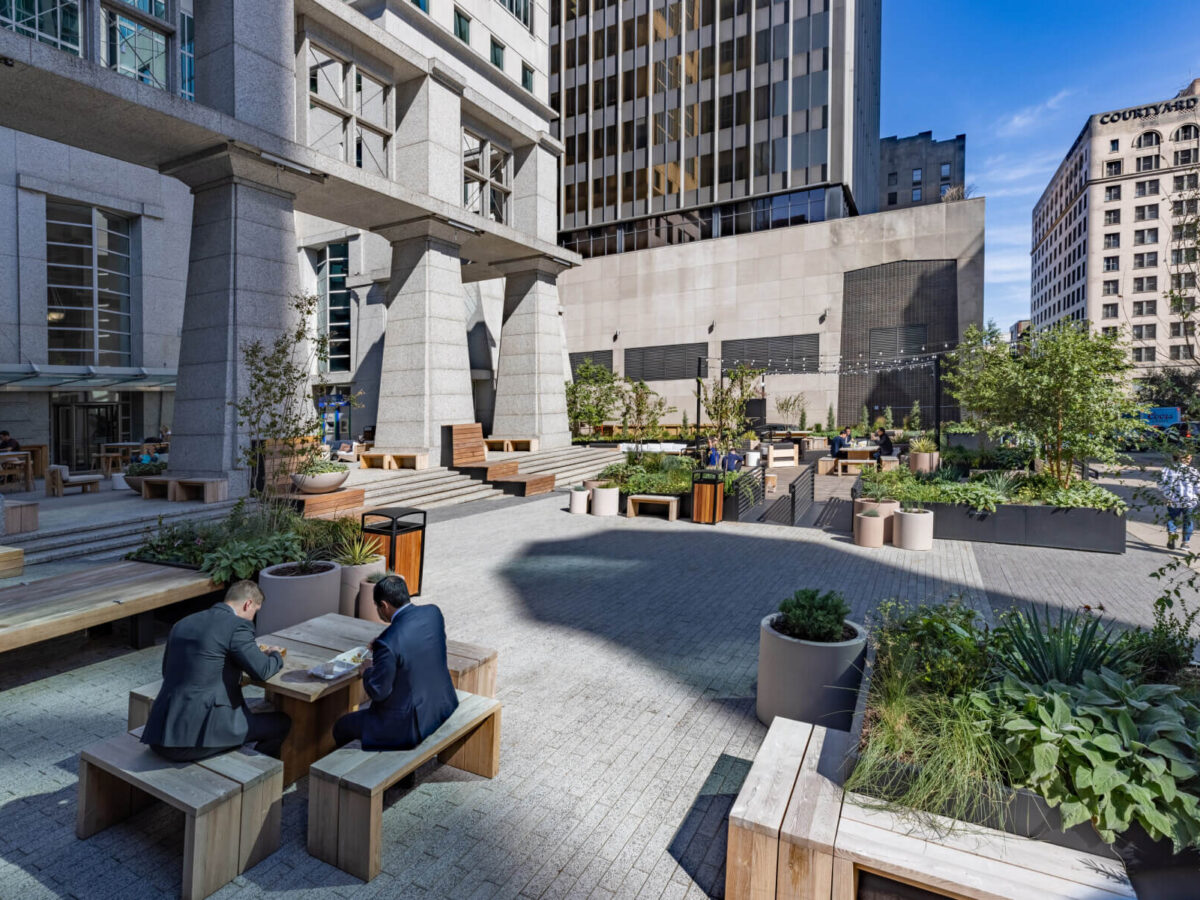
[
  {"left": 721, "top": 334, "right": 819, "bottom": 374},
  {"left": 624, "top": 342, "right": 709, "bottom": 381}
]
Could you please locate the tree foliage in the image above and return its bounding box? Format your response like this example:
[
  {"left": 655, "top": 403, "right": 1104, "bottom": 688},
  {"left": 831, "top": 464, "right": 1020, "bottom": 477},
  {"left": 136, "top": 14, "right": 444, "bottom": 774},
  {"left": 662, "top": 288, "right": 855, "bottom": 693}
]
[
  {"left": 1137, "top": 367, "right": 1200, "bottom": 418},
  {"left": 621, "top": 379, "right": 675, "bottom": 441},
  {"left": 564, "top": 359, "right": 622, "bottom": 436},
  {"left": 700, "top": 364, "right": 762, "bottom": 448},
  {"left": 944, "top": 322, "right": 1144, "bottom": 487},
  {"left": 774, "top": 393, "right": 807, "bottom": 428}
]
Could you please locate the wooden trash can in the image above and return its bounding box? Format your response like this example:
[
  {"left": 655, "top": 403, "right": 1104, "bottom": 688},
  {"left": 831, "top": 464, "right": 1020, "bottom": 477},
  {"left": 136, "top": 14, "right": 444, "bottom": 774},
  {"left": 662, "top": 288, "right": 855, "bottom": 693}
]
[
  {"left": 691, "top": 469, "right": 725, "bottom": 525},
  {"left": 361, "top": 506, "right": 427, "bottom": 596}
]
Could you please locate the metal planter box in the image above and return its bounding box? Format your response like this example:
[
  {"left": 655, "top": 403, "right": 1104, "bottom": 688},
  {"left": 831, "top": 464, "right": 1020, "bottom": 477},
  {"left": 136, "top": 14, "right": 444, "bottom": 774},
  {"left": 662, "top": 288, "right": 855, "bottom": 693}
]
[{"left": 926, "top": 502, "right": 1126, "bottom": 554}]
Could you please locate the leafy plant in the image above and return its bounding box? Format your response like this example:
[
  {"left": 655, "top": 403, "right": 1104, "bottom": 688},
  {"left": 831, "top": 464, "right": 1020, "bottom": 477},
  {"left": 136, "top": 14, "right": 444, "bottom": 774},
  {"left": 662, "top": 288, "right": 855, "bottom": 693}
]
[
  {"left": 700, "top": 364, "right": 762, "bottom": 450},
  {"left": 937, "top": 482, "right": 1006, "bottom": 513},
  {"left": 599, "top": 481, "right": 617, "bottom": 489},
  {"left": 909, "top": 437, "right": 937, "bottom": 453},
  {"left": 200, "top": 533, "right": 301, "bottom": 584},
  {"left": 565, "top": 358, "right": 623, "bottom": 436},
  {"left": 883, "top": 406, "right": 894, "bottom": 430},
  {"left": 982, "top": 670, "right": 1200, "bottom": 849},
  {"left": 859, "top": 508, "right": 880, "bottom": 517},
  {"left": 621, "top": 379, "right": 675, "bottom": 442},
  {"left": 1126, "top": 597, "right": 1200, "bottom": 683},
  {"left": 774, "top": 393, "right": 806, "bottom": 429},
  {"left": 871, "top": 599, "right": 991, "bottom": 697},
  {"left": 774, "top": 589, "right": 850, "bottom": 642},
  {"left": 907, "top": 400, "right": 921, "bottom": 432},
  {"left": 126, "top": 460, "right": 167, "bottom": 477},
  {"left": 297, "top": 458, "right": 348, "bottom": 476},
  {"left": 993, "top": 605, "right": 1132, "bottom": 686},
  {"left": 826, "top": 403, "right": 836, "bottom": 432},
  {"left": 335, "top": 536, "right": 383, "bottom": 567}
]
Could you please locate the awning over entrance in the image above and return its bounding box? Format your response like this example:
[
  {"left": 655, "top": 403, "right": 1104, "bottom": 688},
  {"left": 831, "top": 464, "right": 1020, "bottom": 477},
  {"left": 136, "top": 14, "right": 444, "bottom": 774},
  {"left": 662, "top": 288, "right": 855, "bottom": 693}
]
[{"left": 0, "top": 364, "right": 176, "bottom": 391}]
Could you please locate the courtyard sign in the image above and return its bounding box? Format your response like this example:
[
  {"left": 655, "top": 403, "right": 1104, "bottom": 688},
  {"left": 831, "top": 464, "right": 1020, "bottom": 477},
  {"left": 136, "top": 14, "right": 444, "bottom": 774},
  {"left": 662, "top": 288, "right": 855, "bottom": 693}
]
[{"left": 1098, "top": 96, "right": 1198, "bottom": 124}]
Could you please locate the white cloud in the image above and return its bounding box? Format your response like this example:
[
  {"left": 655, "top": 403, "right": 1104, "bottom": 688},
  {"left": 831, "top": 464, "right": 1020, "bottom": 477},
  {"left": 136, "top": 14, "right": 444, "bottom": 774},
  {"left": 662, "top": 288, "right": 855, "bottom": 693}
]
[
  {"left": 996, "top": 89, "right": 1073, "bottom": 137},
  {"left": 985, "top": 248, "right": 1030, "bottom": 285}
]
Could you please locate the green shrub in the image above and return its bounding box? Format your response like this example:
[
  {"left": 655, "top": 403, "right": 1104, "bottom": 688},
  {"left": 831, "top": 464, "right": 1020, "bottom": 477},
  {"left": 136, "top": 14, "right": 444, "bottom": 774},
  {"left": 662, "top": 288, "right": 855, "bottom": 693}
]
[
  {"left": 774, "top": 589, "right": 850, "bottom": 642},
  {"left": 872, "top": 599, "right": 991, "bottom": 697},
  {"left": 598, "top": 462, "right": 645, "bottom": 488},
  {"left": 981, "top": 670, "right": 1200, "bottom": 849},
  {"left": 909, "top": 436, "right": 937, "bottom": 453},
  {"left": 992, "top": 605, "right": 1132, "bottom": 686},
  {"left": 200, "top": 533, "right": 301, "bottom": 583},
  {"left": 1126, "top": 598, "right": 1200, "bottom": 684},
  {"left": 297, "top": 458, "right": 347, "bottom": 476},
  {"left": 126, "top": 460, "right": 167, "bottom": 477}
]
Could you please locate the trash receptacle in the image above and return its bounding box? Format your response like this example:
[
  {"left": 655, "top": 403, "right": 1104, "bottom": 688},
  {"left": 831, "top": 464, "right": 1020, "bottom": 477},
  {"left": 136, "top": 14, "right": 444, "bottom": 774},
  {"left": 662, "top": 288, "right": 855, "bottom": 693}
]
[
  {"left": 691, "top": 469, "right": 725, "bottom": 524},
  {"left": 361, "top": 506, "right": 427, "bottom": 596}
]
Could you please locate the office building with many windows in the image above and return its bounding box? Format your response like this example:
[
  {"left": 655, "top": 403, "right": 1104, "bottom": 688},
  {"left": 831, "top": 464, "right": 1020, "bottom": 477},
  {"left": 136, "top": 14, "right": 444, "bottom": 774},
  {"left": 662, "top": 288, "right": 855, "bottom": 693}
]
[
  {"left": 0, "top": 0, "right": 574, "bottom": 480},
  {"left": 880, "top": 130, "right": 965, "bottom": 210},
  {"left": 1032, "top": 79, "right": 1200, "bottom": 369}
]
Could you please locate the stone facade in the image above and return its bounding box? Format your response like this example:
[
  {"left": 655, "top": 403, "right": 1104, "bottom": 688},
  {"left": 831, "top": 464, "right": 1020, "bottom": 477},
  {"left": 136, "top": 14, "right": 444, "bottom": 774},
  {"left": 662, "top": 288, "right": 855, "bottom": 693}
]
[
  {"left": 558, "top": 198, "right": 984, "bottom": 427},
  {"left": 879, "top": 130, "right": 966, "bottom": 210}
]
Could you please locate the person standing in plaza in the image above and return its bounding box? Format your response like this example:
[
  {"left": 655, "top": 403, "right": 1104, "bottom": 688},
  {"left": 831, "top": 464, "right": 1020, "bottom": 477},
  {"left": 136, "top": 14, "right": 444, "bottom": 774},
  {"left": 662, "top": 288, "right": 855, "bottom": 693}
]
[{"left": 1159, "top": 452, "right": 1200, "bottom": 550}]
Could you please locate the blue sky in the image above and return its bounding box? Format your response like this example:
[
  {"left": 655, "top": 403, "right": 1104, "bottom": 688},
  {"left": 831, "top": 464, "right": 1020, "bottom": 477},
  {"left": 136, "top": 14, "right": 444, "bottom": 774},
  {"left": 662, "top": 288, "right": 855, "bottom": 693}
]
[{"left": 880, "top": 0, "right": 1200, "bottom": 330}]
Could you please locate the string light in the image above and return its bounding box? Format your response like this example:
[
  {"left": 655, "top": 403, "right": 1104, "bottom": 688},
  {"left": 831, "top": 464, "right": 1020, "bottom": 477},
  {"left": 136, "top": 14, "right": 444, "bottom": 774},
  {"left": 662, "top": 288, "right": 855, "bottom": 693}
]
[{"left": 695, "top": 342, "right": 957, "bottom": 378}]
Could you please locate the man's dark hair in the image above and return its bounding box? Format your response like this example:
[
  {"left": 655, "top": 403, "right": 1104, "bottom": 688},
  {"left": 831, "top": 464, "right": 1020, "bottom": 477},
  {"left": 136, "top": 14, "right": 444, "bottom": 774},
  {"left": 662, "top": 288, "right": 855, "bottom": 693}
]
[
  {"left": 0, "top": 431, "right": 9, "bottom": 437},
  {"left": 373, "top": 575, "right": 411, "bottom": 610}
]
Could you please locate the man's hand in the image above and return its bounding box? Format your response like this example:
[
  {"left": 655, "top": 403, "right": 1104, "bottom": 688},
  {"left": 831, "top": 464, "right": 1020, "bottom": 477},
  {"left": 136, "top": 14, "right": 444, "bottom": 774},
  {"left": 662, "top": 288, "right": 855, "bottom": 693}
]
[{"left": 259, "top": 644, "right": 285, "bottom": 657}]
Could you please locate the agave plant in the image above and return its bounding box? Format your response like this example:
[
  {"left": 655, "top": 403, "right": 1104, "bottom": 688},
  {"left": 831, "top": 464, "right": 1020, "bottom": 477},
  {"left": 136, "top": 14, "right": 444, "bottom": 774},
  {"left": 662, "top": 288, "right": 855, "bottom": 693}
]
[{"left": 993, "top": 605, "right": 1131, "bottom": 686}]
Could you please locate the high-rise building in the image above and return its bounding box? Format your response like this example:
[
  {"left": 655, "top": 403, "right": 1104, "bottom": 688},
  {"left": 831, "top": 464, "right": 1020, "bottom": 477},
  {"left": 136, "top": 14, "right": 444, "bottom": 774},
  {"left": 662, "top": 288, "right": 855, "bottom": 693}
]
[
  {"left": 550, "top": 0, "right": 881, "bottom": 260},
  {"left": 1031, "top": 79, "right": 1200, "bottom": 369},
  {"left": 880, "top": 131, "right": 966, "bottom": 210}
]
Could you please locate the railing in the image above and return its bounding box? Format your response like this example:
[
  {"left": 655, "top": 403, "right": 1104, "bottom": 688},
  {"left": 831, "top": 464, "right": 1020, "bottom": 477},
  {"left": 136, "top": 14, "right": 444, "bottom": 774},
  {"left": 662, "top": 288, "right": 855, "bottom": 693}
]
[
  {"left": 789, "top": 463, "right": 816, "bottom": 525},
  {"left": 727, "top": 466, "right": 765, "bottom": 521}
]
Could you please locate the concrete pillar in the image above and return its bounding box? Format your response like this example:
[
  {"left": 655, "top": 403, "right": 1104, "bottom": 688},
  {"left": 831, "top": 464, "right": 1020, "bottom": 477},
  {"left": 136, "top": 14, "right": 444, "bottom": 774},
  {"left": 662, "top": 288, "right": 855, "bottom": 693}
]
[
  {"left": 162, "top": 146, "right": 318, "bottom": 493},
  {"left": 393, "top": 65, "right": 465, "bottom": 206},
  {"left": 373, "top": 219, "right": 476, "bottom": 464},
  {"left": 511, "top": 136, "right": 562, "bottom": 245},
  {"left": 490, "top": 260, "right": 571, "bottom": 449},
  {"left": 194, "top": 0, "right": 296, "bottom": 139}
]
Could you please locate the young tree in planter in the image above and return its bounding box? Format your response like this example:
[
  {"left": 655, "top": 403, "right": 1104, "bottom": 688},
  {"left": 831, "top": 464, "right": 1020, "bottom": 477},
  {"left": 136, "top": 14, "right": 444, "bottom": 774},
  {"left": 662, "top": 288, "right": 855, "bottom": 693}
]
[
  {"left": 945, "top": 322, "right": 1144, "bottom": 488},
  {"left": 621, "top": 379, "right": 675, "bottom": 443},
  {"left": 826, "top": 403, "right": 836, "bottom": 432},
  {"left": 564, "top": 358, "right": 622, "bottom": 437},
  {"left": 774, "top": 393, "right": 806, "bottom": 429},
  {"left": 907, "top": 399, "right": 921, "bottom": 432},
  {"left": 700, "top": 364, "right": 762, "bottom": 449}
]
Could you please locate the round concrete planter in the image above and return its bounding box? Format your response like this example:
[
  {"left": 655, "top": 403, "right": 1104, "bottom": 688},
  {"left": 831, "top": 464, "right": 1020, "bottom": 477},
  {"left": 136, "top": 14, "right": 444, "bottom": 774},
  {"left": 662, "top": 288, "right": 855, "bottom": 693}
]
[
  {"left": 357, "top": 579, "right": 389, "bottom": 623},
  {"left": 111, "top": 473, "right": 128, "bottom": 491},
  {"left": 583, "top": 479, "right": 603, "bottom": 499},
  {"left": 853, "top": 499, "right": 899, "bottom": 543},
  {"left": 569, "top": 489, "right": 590, "bottom": 514},
  {"left": 854, "top": 513, "right": 885, "bottom": 548},
  {"left": 591, "top": 486, "right": 620, "bottom": 516},
  {"left": 256, "top": 560, "right": 341, "bottom": 635},
  {"left": 893, "top": 508, "right": 934, "bottom": 550},
  {"left": 291, "top": 470, "right": 350, "bottom": 494},
  {"left": 909, "top": 451, "right": 940, "bottom": 474},
  {"left": 756, "top": 615, "right": 867, "bottom": 730},
  {"left": 745, "top": 451, "right": 761, "bottom": 468},
  {"left": 125, "top": 475, "right": 145, "bottom": 494},
  {"left": 338, "top": 557, "right": 385, "bottom": 617}
]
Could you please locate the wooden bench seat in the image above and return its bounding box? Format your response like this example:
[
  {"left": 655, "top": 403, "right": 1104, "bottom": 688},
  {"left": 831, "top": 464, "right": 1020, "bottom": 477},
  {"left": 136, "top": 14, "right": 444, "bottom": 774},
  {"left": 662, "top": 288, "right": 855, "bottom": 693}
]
[
  {"left": 140, "top": 477, "right": 229, "bottom": 503},
  {"left": 492, "top": 472, "right": 555, "bottom": 496},
  {"left": 879, "top": 455, "right": 900, "bottom": 472},
  {"left": 77, "top": 730, "right": 283, "bottom": 900},
  {"left": 46, "top": 465, "right": 101, "bottom": 497},
  {"left": 816, "top": 456, "right": 838, "bottom": 475},
  {"left": 128, "top": 680, "right": 275, "bottom": 731},
  {"left": 308, "top": 690, "right": 501, "bottom": 882},
  {"left": 288, "top": 487, "right": 365, "bottom": 520},
  {"left": 451, "top": 424, "right": 548, "bottom": 493},
  {"left": 837, "top": 458, "right": 873, "bottom": 477},
  {"left": 359, "top": 452, "right": 429, "bottom": 471},
  {"left": 626, "top": 494, "right": 679, "bottom": 520}
]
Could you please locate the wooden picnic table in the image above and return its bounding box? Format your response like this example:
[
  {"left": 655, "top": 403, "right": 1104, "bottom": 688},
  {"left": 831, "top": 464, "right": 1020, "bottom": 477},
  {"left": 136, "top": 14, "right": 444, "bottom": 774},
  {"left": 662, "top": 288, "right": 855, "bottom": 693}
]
[
  {"left": 22, "top": 443, "right": 48, "bottom": 478},
  {"left": 0, "top": 451, "right": 33, "bottom": 491},
  {"left": 842, "top": 446, "right": 878, "bottom": 461},
  {"left": 253, "top": 613, "right": 497, "bottom": 785}
]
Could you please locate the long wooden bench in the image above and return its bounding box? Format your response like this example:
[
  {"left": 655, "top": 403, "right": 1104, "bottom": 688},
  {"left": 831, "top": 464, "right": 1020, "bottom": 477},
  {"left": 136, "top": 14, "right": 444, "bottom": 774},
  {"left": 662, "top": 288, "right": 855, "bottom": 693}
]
[
  {"left": 140, "top": 476, "right": 229, "bottom": 503},
  {"left": 626, "top": 494, "right": 679, "bottom": 521},
  {"left": 0, "top": 561, "right": 220, "bottom": 653},
  {"left": 450, "top": 423, "right": 555, "bottom": 496},
  {"left": 484, "top": 437, "right": 539, "bottom": 453},
  {"left": 46, "top": 464, "right": 102, "bottom": 497},
  {"left": 288, "top": 487, "right": 365, "bottom": 520},
  {"left": 816, "top": 456, "right": 839, "bottom": 475},
  {"left": 359, "top": 451, "right": 429, "bottom": 471},
  {"left": 77, "top": 729, "right": 283, "bottom": 900},
  {"left": 308, "top": 690, "right": 501, "bottom": 882},
  {"left": 837, "top": 458, "right": 874, "bottom": 477}
]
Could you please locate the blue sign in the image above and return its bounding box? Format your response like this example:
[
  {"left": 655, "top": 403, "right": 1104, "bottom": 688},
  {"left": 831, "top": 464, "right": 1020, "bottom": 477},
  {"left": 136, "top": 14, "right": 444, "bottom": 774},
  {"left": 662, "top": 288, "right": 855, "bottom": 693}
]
[
  {"left": 317, "top": 393, "right": 348, "bottom": 408},
  {"left": 1145, "top": 406, "right": 1182, "bottom": 427}
]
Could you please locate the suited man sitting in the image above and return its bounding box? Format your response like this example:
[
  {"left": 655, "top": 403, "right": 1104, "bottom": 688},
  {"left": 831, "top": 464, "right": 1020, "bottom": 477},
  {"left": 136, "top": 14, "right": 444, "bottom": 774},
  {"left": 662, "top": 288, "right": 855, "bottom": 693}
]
[
  {"left": 141, "top": 581, "right": 291, "bottom": 762},
  {"left": 333, "top": 575, "right": 459, "bottom": 750}
]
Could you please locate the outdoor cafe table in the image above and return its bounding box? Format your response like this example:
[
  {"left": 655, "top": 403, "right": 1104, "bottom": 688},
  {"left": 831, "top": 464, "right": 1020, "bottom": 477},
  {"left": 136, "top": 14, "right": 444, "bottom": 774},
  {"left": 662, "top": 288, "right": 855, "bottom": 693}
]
[
  {"left": 252, "top": 613, "right": 494, "bottom": 785},
  {"left": 0, "top": 452, "right": 33, "bottom": 491},
  {"left": 102, "top": 441, "right": 147, "bottom": 464},
  {"left": 842, "top": 445, "right": 878, "bottom": 461}
]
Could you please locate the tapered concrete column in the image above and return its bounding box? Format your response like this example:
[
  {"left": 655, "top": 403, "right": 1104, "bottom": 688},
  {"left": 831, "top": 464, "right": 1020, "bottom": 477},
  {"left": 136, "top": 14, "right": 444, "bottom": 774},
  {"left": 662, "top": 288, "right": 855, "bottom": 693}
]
[
  {"left": 162, "top": 146, "right": 320, "bottom": 494},
  {"left": 393, "top": 65, "right": 465, "bottom": 206},
  {"left": 373, "top": 219, "right": 476, "bottom": 464},
  {"left": 490, "top": 259, "right": 571, "bottom": 449},
  {"left": 512, "top": 135, "right": 562, "bottom": 244}
]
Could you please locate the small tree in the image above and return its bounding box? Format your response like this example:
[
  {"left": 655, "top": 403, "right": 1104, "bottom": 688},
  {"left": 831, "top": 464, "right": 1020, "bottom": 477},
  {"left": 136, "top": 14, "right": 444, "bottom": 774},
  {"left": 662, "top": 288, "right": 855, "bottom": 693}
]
[
  {"left": 907, "top": 400, "right": 921, "bottom": 432},
  {"left": 564, "top": 359, "right": 622, "bottom": 437},
  {"left": 883, "top": 406, "right": 894, "bottom": 430},
  {"left": 621, "top": 379, "right": 675, "bottom": 442},
  {"left": 860, "top": 405, "right": 871, "bottom": 436},
  {"left": 798, "top": 399, "right": 808, "bottom": 430},
  {"left": 826, "top": 404, "right": 836, "bottom": 432},
  {"left": 700, "top": 364, "right": 762, "bottom": 449},
  {"left": 944, "top": 322, "right": 1144, "bottom": 487},
  {"left": 774, "top": 393, "right": 806, "bottom": 428}
]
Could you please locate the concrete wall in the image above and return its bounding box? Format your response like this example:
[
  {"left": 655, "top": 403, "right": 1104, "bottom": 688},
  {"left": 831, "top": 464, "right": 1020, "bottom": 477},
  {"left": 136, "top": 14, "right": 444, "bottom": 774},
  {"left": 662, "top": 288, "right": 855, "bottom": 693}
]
[{"left": 559, "top": 198, "right": 984, "bottom": 425}]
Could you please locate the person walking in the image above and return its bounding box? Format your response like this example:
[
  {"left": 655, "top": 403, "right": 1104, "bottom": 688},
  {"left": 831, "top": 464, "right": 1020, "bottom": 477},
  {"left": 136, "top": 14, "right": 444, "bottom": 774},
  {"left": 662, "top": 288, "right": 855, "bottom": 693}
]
[{"left": 1159, "top": 452, "right": 1200, "bottom": 550}]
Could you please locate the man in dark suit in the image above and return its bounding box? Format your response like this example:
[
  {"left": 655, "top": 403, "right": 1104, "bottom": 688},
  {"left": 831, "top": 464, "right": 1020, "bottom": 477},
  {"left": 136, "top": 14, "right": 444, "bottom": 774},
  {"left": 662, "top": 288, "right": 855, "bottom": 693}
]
[
  {"left": 333, "top": 575, "right": 459, "bottom": 750},
  {"left": 141, "top": 581, "right": 291, "bottom": 762}
]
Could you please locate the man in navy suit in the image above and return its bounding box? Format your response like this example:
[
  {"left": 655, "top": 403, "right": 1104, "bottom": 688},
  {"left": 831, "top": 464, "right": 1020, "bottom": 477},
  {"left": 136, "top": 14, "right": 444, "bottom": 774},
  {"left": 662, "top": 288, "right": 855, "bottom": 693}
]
[{"left": 332, "top": 575, "right": 459, "bottom": 750}]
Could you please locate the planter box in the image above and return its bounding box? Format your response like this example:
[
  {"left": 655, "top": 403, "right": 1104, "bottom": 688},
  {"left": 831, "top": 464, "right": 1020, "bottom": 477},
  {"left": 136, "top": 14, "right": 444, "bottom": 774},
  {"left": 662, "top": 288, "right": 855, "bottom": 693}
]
[
  {"left": 256, "top": 561, "right": 341, "bottom": 635},
  {"left": 757, "top": 616, "right": 866, "bottom": 731},
  {"left": 926, "top": 502, "right": 1126, "bottom": 554}
]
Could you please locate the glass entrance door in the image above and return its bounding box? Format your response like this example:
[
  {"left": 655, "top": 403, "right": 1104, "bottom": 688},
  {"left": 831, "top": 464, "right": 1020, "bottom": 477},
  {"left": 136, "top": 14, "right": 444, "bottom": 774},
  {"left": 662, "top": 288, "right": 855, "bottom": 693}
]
[{"left": 53, "top": 403, "right": 120, "bottom": 470}]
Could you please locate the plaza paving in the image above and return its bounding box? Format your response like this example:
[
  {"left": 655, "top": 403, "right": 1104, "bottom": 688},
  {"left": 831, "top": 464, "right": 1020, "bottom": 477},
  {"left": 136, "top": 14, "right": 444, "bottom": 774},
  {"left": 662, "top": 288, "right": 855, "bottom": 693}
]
[{"left": 0, "top": 485, "right": 1188, "bottom": 899}]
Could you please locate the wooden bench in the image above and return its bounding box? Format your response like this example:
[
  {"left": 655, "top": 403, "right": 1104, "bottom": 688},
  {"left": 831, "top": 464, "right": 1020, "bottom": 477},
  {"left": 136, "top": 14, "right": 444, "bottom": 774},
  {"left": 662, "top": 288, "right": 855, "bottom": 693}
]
[
  {"left": 77, "top": 729, "right": 283, "bottom": 900},
  {"left": 484, "top": 437, "right": 539, "bottom": 453},
  {"left": 837, "top": 458, "right": 873, "bottom": 477},
  {"left": 358, "top": 451, "right": 429, "bottom": 471},
  {"left": 451, "top": 424, "right": 555, "bottom": 496},
  {"left": 766, "top": 443, "right": 798, "bottom": 467},
  {"left": 0, "top": 560, "right": 220, "bottom": 653},
  {"left": 289, "top": 487, "right": 365, "bottom": 520},
  {"left": 139, "top": 477, "right": 229, "bottom": 503},
  {"left": 626, "top": 494, "right": 679, "bottom": 521},
  {"left": 816, "top": 456, "right": 839, "bottom": 475},
  {"left": 46, "top": 464, "right": 102, "bottom": 497},
  {"left": 0, "top": 545, "right": 23, "bottom": 577},
  {"left": 5, "top": 499, "right": 38, "bottom": 534},
  {"left": 308, "top": 690, "right": 501, "bottom": 882},
  {"left": 128, "top": 681, "right": 275, "bottom": 731}
]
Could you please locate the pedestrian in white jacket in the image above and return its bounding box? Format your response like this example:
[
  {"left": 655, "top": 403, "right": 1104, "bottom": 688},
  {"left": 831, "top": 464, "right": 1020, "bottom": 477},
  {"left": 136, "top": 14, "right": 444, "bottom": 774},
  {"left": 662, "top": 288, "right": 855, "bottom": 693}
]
[{"left": 1159, "top": 452, "right": 1200, "bottom": 549}]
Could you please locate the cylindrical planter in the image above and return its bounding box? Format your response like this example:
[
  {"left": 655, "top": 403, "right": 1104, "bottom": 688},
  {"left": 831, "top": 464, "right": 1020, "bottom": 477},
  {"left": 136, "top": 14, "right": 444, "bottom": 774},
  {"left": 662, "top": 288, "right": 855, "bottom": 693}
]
[
  {"left": 756, "top": 616, "right": 867, "bottom": 730},
  {"left": 909, "top": 451, "right": 940, "bottom": 474},
  {"left": 591, "top": 486, "right": 620, "bottom": 516},
  {"left": 256, "top": 560, "right": 342, "bottom": 635},
  {"left": 893, "top": 508, "right": 934, "bottom": 550},
  {"left": 338, "top": 557, "right": 385, "bottom": 617},
  {"left": 745, "top": 450, "right": 761, "bottom": 468},
  {"left": 583, "top": 479, "right": 603, "bottom": 498},
  {"left": 358, "top": 579, "right": 387, "bottom": 623},
  {"left": 291, "top": 470, "right": 350, "bottom": 494},
  {"left": 854, "top": 513, "right": 885, "bottom": 548},
  {"left": 569, "top": 489, "right": 590, "bottom": 514},
  {"left": 853, "top": 499, "right": 899, "bottom": 543},
  {"left": 111, "top": 472, "right": 128, "bottom": 491},
  {"left": 125, "top": 475, "right": 145, "bottom": 493}
]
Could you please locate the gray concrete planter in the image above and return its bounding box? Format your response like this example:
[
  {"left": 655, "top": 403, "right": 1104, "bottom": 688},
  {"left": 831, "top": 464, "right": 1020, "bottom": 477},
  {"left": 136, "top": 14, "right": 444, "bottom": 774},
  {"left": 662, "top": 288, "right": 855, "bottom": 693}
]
[
  {"left": 909, "top": 451, "right": 940, "bottom": 474},
  {"left": 125, "top": 475, "right": 146, "bottom": 493},
  {"left": 569, "top": 489, "right": 590, "bottom": 514},
  {"left": 893, "top": 508, "right": 934, "bottom": 550},
  {"left": 256, "top": 560, "right": 341, "bottom": 635},
  {"left": 854, "top": 513, "right": 884, "bottom": 548},
  {"left": 338, "top": 558, "right": 385, "bottom": 617},
  {"left": 756, "top": 615, "right": 867, "bottom": 731},
  {"left": 853, "top": 499, "right": 899, "bottom": 543},
  {"left": 291, "top": 470, "right": 350, "bottom": 494},
  {"left": 591, "top": 486, "right": 620, "bottom": 516}
]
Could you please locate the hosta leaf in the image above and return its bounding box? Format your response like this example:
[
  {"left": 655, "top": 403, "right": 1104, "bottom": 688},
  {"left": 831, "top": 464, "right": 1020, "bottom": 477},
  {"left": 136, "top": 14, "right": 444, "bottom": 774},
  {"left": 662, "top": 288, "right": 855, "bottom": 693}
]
[
  {"left": 1089, "top": 733, "right": 1130, "bottom": 757},
  {"left": 1153, "top": 774, "right": 1178, "bottom": 804},
  {"left": 1073, "top": 764, "right": 1093, "bottom": 790},
  {"left": 1002, "top": 717, "right": 1038, "bottom": 733},
  {"left": 1032, "top": 742, "right": 1060, "bottom": 782},
  {"left": 1090, "top": 763, "right": 1128, "bottom": 796},
  {"left": 1116, "top": 712, "right": 1138, "bottom": 746},
  {"left": 1149, "top": 739, "right": 1192, "bottom": 763},
  {"left": 1059, "top": 800, "right": 1092, "bottom": 830}
]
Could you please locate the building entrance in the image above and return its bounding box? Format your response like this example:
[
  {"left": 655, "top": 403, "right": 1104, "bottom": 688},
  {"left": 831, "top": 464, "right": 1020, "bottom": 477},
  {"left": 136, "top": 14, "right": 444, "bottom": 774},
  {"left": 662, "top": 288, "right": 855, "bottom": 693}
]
[{"left": 51, "top": 393, "right": 130, "bottom": 470}]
